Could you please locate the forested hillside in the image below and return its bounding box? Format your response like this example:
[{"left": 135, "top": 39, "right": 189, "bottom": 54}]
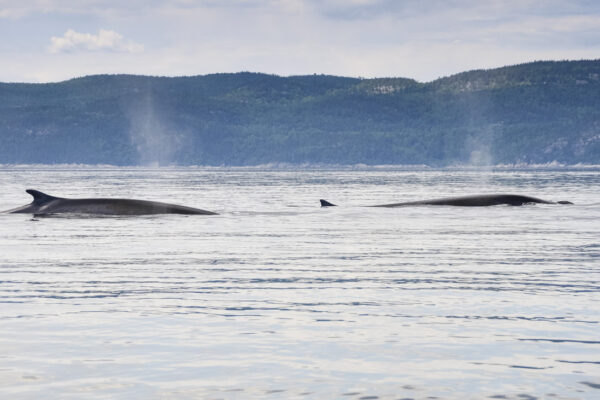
[{"left": 1, "top": 60, "right": 599, "bottom": 165}]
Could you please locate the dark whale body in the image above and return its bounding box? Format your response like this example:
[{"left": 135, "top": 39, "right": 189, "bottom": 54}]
[
  {"left": 320, "top": 194, "right": 572, "bottom": 207},
  {"left": 4, "top": 189, "right": 218, "bottom": 215}
]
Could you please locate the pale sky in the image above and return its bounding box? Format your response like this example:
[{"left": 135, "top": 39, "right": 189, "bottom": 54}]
[{"left": 1, "top": 0, "right": 599, "bottom": 83}]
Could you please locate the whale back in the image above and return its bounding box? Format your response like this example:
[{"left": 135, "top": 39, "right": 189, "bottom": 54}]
[
  {"left": 320, "top": 194, "right": 572, "bottom": 208},
  {"left": 4, "top": 189, "right": 217, "bottom": 215}
]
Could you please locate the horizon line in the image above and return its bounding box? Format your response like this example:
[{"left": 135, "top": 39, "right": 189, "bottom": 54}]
[{"left": 2, "top": 58, "right": 598, "bottom": 85}]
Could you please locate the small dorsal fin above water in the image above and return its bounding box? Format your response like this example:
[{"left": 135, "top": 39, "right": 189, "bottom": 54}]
[
  {"left": 26, "top": 189, "right": 58, "bottom": 205},
  {"left": 320, "top": 199, "right": 337, "bottom": 207}
]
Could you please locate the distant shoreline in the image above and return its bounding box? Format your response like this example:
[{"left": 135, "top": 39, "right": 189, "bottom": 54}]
[
  {"left": 2, "top": 60, "right": 599, "bottom": 166},
  {"left": 1, "top": 163, "right": 599, "bottom": 171}
]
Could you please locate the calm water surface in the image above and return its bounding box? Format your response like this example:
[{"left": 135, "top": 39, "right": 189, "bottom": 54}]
[{"left": 0, "top": 166, "right": 598, "bottom": 399}]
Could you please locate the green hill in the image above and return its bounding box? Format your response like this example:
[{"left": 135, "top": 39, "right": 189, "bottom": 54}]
[{"left": 1, "top": 60, "right": 599, "bottom": 165}]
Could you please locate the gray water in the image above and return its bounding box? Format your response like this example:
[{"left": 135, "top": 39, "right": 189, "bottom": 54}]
[{"left": 0, "top": 166, "right": 598, "bottom": 399}]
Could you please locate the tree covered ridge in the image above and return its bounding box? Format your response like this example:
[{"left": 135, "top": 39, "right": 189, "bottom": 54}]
[{"left": 0, "top": 60, "right": 599, "bottom": 165}]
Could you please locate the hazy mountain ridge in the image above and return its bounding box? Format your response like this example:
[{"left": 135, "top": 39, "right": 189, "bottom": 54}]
[{"left": 1, "top": 60, "right": 599, "bottom": 165}]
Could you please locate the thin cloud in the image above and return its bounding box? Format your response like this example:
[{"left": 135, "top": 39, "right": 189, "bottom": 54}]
[{"left": 48, "top": 29, "right": 144, "bottom": 53}]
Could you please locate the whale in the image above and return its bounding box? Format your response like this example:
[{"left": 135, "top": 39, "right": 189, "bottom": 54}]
[
  {"left": 320, "top": 194, "right": 573, "bottom": 207},
  {"left": 3, "top": 189, "right": 218, "bottom": 216}
]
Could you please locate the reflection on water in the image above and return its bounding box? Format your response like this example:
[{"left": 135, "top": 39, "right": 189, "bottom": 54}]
[{"left": 0, "top": 166, "right": 599, "bottom": 399}]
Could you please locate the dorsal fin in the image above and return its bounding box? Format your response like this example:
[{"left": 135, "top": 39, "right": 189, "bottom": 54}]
[
  {"left": 26, "top": 189, "right": 58, "bottom": 205},
  {"left": 320, "top": 199, "right": 337, "bottom": 207}
]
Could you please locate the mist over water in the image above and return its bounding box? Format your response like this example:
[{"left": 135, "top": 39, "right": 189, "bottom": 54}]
[{"left": 0, "top": 166, "right": 598, "bottom": 399}]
